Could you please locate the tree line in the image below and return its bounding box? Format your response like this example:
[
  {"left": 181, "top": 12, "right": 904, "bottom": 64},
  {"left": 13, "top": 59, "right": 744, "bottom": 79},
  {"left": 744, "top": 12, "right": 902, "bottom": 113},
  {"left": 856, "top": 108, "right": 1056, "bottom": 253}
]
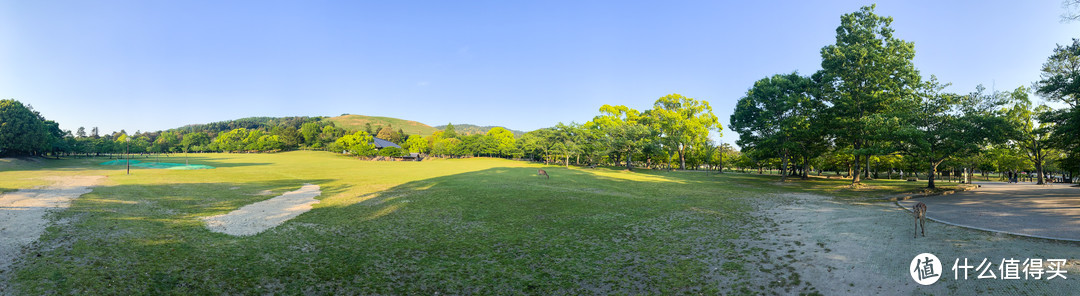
[
  {"left": 729, "top": 5, "right": 1080, "bottom": 188},
  {"left": 413, "top": 94, "right": 725, "bottom": 171}
]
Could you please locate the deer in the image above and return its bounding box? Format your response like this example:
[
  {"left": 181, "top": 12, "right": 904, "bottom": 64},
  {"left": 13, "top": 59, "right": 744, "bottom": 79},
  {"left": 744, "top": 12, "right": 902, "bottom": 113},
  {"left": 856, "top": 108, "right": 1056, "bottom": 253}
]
[
  {"left": 538, "top": 169, "right": 549, "bottom": 179},
  {"left": 913, "top": 202, "right": 927, "bottom": 238}
]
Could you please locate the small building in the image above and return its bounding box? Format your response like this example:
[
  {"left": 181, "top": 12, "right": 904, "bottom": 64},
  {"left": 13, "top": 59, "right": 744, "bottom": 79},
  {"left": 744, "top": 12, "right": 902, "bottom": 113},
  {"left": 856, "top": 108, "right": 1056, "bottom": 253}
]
[{"left": 372, "top": 137, "right": 401, "bottom": 149}]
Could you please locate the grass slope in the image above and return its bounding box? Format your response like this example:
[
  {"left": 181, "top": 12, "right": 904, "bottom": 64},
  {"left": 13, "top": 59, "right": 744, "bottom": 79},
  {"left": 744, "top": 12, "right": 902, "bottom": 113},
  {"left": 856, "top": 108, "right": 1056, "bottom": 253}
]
[{"left": 325, "top": 115, "right": 438, "bottom": 136}]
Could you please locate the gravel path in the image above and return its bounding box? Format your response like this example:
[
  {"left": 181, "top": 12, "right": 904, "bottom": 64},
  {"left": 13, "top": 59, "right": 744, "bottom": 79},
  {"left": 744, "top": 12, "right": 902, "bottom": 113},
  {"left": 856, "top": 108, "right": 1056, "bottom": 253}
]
[
  {"left": 203, "top": 184, "right": 321, "bottom": 236},
  {"left": 748, "top": 193, "right": 1080, "bottom": 295},
  {"left": 898, "top": 182, "right": 1080, "bottom": 241},
  {"left": 0, "top": 176, "right": 105, "bottom": 292}
]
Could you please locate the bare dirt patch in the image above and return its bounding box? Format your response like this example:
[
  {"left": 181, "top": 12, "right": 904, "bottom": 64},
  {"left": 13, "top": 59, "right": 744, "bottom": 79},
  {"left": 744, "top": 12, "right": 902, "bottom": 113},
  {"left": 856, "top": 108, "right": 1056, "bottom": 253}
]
[
  {"left": 0, "top": 175, "right": 105, "bottom": 291},
  {"left": 742, "top": 193, "right": 1080, "bottom": 295},
  {"left": 203, "top": 184, "right": 321, "bottom": 236}
]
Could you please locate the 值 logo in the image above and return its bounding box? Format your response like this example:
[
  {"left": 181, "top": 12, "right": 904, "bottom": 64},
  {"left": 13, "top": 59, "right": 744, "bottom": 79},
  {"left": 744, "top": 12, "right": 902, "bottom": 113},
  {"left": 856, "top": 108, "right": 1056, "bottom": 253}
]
[{"left": 911, "top": 253, "right": 942, "bottom": 285}]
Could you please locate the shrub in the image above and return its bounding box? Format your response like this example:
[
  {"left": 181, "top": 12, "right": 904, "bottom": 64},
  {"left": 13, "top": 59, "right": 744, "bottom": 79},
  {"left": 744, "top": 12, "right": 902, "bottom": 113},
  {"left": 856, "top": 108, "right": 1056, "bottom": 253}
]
[{"left": 378, "top": 147, "right": 404, "bottom": 157}]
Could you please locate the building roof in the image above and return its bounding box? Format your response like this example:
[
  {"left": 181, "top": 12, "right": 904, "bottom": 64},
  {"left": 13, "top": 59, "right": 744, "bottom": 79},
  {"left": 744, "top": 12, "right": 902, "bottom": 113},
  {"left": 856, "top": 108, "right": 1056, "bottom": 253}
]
[{"left": 372, "top": 137, "right": 401, "bottom": 149}]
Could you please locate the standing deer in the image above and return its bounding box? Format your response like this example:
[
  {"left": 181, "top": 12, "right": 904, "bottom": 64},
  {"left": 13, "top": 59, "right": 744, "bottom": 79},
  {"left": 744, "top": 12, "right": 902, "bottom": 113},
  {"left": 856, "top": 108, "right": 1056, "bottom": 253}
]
[
  {"left": 913, "top": 202, "right": 927, "bottom": 238},
  {"left": 538, "top": 169, "right": 549, "bottom": 179}
]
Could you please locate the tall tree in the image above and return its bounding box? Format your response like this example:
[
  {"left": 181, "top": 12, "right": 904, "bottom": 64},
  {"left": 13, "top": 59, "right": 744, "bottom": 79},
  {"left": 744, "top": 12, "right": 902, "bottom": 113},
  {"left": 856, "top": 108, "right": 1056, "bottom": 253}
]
[
  {"left": 817, "top": 5, "right": 920, "bottom": 185},
  {"left": 376, "top": 125, "right": 394, "bottom": 140},
  {"left": 1006, "top": 87, "right": 1053, "bottom": 184},
  {"left": 647, "top": 94, "right": 720, "bottom": 170},
  {"left": 443, "top": 123, "right": 458, "bottom": 139},
  {"left": 590, "top": 105, "right": 652, "bottom": 170},
  {"left": 180, "top": 132, "right": 210, "bottom": 153},
  {"left": 486, "top": 127, "right": 516, "bottom": 157},
  {"left": 731, "top": 72, "right": 825, "bottom": 181},
  {"left": 894, "top": 81, "right": 1008, "bottom": 189},
  {"left": 1036, "top": 38, "right": 1080, "bottom": 173},
  {"left": 0, "top": 99, "right": 49, "bottom": 156}
]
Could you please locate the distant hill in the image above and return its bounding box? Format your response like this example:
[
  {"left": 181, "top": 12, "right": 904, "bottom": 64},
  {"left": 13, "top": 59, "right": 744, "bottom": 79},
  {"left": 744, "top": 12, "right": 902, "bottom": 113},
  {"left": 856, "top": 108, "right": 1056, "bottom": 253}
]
[
  {"left": 326, "top": 114, "right": 439, "bottom": 136},
  {"left": 435, "top": 124, "right": 526, "bottom": 137},
  {"left": 172, "top": 116, "right": 320, "bottom": 134}
]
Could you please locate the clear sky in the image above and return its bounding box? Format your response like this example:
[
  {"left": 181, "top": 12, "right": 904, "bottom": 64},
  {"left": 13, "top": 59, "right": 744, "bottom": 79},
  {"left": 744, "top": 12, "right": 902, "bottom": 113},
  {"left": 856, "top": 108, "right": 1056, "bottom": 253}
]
[{"left": 2, "top": 1, "right": 1077, "bottom": 147}]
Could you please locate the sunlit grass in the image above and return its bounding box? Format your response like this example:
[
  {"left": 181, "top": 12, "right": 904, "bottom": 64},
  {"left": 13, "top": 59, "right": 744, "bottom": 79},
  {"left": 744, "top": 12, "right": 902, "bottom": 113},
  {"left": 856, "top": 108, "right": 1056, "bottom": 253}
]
[{"left": 3, "top": 152, "right": 966, "bottom": 294}]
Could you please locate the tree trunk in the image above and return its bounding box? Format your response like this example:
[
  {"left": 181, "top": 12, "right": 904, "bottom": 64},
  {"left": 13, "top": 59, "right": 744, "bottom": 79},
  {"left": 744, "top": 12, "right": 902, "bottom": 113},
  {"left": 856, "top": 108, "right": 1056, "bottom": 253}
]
[
  {"left": 678, "top": 146, "right": 686, "bottom": 170},
  {"left": 928, "top": 162, "right": 939, "bottom": 189},
  {"left": 865, "top": 155, "right": 871, "bottom": 179},
  {"left": 780, "top": 153, "right": 788, "bottom": 182},
  {"left": 1036, "top": 161, "right": 1045, "bottom": 185},
  {"left": 626, "top": 152, "right": 633, "bottom": 171},
  {"left": 802, "top": 155, "right": 810, "bottom": 179}
]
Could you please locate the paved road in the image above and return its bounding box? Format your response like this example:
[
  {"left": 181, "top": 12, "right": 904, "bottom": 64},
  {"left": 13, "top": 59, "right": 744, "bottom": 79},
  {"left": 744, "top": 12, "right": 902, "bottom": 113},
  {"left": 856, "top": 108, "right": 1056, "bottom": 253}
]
[{"left": 898, "top": 182, "right": 1080, "bottom": 241}]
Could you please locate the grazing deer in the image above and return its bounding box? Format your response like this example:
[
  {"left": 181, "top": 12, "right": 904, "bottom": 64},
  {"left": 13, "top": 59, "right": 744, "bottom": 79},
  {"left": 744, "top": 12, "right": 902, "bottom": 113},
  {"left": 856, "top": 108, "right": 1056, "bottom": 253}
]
[
  {"left": 913, "top": 202, "right": 927, "bottom": 238},
  {"left": 538, "top": 169, "right": 549, "bottom": 179}
]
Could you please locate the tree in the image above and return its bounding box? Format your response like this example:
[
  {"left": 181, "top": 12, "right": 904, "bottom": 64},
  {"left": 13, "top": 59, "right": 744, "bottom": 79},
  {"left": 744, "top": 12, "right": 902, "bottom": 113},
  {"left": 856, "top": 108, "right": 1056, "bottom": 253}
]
[
  {"left": 443, "top": 123, "right": 458, "bottom": 139},
  {"left": 404, "top": 135, "right": 429, "bottom": 153},
  {"left": 376, "top": 125, "right": 394, "bottom": 141},
  {"left": 90, "top": 127, "right": 99, "bottom": 138},
  {"left": 213, "top": 128, "right": 249, "bottom": 152},
  {"left": 1036, "top": 38, "right": 1080, "bottom": 174},
  {"left": 299, "top": 122, "right": 321, "bottom": 146},
  {"left": 335, "top": 131, "right": 376, "bottom": 157},
  {"left": 731, "top": 72, "right": 825, "bottom": 181},
  {"left": 181, "top": 132, "right": 210, "bottom": 153},
  {"left": 550, "top": 123, "right": 583, "bottom": 168},
  {"left": 1063, "top": 0, "right": 1080, "bottom": 22},
  {"left": 590, "top": 105, "right": 653, "bottom": 170},
  {"left": 817, "top": 5, "right": 920, "bottom": 185},
  {"left": 0, "top": 99, "right": 50, "bottom": 156},
  {"left": 432, "top": 137, "right": 462, "bottom": 157},
  {"left": 486, "top": 127, "right": 516, "bottom": 157},
  {"left": 1006, "top": 87, "right": 1053, "bottom": 184},
  {"left": 152, "top": 131, "right": 181, "bottom": 153},
  {"left": 647, "top": 94, "right": 720, "bottom": 170},
  {"left": 76, "top": 127, "right": 87, "bottom": 138},
  {"left": 893, "top": 81, "right": 1008, "bottom": 189}
]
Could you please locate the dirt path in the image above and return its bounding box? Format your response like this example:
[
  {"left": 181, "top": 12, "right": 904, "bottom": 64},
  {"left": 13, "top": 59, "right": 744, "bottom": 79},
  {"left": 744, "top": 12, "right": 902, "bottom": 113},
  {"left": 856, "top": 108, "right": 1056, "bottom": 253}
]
[
  {"left": 745, "top": 193, "right": 1080, "bottom": 295},
  {"left": 899, "top": 182, "right": 1080, "bottom": 241},
  {"left": 0, "top": 176, "right": 105, "bottom": 292},
  {"left": 203, "top": 184, "right": 321, "bottom": 236}
]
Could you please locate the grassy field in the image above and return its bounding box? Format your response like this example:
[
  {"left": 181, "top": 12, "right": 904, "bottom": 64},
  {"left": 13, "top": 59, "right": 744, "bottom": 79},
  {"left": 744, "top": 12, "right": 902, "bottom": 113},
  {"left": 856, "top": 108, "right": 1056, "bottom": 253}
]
[
  {"left": 0, "top": 152, "right": 787, "bottom": 294},
  {"left": 325, "top": 114, "right": 439, "bottom": 136},
  {"left": 0, "top": 152, "right": 999, "bottom": 294}
]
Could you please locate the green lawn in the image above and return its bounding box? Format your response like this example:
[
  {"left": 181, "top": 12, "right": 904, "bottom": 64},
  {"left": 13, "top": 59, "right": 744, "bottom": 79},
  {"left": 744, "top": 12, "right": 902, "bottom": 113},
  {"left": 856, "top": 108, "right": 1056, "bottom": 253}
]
[{"left": 1, "top": 152, "right": 944, "bottom": 294}]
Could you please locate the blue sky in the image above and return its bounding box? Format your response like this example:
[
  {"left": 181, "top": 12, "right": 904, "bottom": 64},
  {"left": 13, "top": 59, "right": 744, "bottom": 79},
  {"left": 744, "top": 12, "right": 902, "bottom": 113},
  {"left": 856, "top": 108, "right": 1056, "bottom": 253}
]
[{"left": 2, "top": 1, "right": 1077, "bottom": 147}]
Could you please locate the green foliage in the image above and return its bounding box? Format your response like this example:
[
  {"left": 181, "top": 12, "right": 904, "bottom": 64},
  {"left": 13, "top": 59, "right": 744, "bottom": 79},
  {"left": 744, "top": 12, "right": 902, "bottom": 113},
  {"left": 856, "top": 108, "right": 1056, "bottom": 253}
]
[
  {"left": 431, "top": 137, "right": 461, "bottom": 156},
  {"left": 817, "top": 4, "right": 920, "bottom": 183},
  {"left": 0, "top": 99, "right": 50, "bottom": 156},
  {"left": 377, "top": 146, "right": 404, "bottom": 157},
  {"left": 442, "top": 123, "right": 458, "bottom": 139},
  {"left": 335, "top": 131, "right": 376, "bottom": 157},
  {"left": 485, "top": 127, "right": 516, "bottom": 156},
  {"left": 647, "top": 94, "right": 721, "bottom": 170},
  {"left": 731, "top": 72, "right": 826, "bottom": 179},
  {"left": 181, "top": 132, "right": 210, "bottom": 153},
  {"left": 1036, "top": 38, "right": 1080, "bottom": 171},
  {"left": 434, "top": 124, "right": 526, "bottom": 137},
  {"left": 892, "top": 79, "right": 1009, "bottom": 188},
  {"left": 404, "top": 135, "right": 429, "bottom": 153}
]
